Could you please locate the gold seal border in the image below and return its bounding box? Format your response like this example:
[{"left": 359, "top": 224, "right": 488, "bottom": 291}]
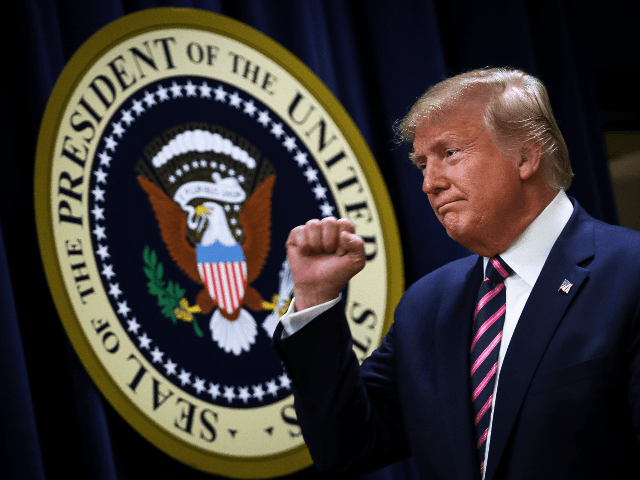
[{"left": 35, "top": 7, "right": 404, "bottom": 478}]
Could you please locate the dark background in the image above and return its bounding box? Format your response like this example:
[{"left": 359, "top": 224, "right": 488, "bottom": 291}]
[{"left": 1, "top": 1, "right": 639, "bottom": 479}]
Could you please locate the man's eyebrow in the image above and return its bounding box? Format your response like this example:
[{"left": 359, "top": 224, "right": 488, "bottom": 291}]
[{"left": 409, "top": 137, "right": 447, "bottom": 164}]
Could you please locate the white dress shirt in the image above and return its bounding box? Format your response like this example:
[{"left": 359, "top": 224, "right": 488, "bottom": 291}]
[
  {"left": 481, "top": 190, "right": 573, "bottom": 476},
  {"left": 279, "top": 190, "right": 574, "bottom": 476}
]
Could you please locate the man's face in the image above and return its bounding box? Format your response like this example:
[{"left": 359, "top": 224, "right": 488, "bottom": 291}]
[{"left": 411, "top": 102, "right": 526, "bottom": 256}]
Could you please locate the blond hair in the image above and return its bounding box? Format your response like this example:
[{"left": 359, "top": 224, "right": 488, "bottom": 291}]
[{"left": 396, "top": 67, "right": 573, "bottom": 190}]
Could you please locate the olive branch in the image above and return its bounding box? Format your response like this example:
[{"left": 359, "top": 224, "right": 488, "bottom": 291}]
[{"left": 142, "top": 246, "right": 203, "bottom": 337}]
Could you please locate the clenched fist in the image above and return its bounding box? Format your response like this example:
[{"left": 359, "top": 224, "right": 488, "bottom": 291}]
[{"left": 286, "top": 217, "right": 366, "bottom": 311}]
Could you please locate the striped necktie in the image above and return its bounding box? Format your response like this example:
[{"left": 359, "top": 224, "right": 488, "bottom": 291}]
[{"left": 470, "top": 256, "right": 512, "bottom": 475}]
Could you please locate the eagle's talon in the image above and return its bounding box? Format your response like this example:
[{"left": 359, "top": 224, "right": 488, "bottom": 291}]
[
  {"left": 262, "top": 294, "right": 279, "bottom": 311},
  {"left": 174, "top": 297, "right": 201, "bottom": 322}
]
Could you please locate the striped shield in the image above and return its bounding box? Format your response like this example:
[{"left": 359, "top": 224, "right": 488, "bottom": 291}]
[{"left": 197, "top": 243, "right": 247, "bottom": 315}]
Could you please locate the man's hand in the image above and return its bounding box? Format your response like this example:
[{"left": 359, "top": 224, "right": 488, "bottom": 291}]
[{"left": 286, "top": 217, "right": 366, "bottom": 311}]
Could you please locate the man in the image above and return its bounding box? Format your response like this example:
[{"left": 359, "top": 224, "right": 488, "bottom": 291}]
[{"left": 273, "top": 68, "right": 640, "bottom": 479}]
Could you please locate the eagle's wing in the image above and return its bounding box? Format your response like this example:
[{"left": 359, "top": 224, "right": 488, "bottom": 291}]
[
  {"left": 137, "top": 176, "right": 201, "bottom": 284},
  {"left": 240, "top": 174, "right": 275, "bottom": 283}
]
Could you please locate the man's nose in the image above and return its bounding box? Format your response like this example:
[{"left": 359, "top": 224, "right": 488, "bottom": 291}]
[{"left": 422, "top": 161, "right": 448, "bottom": 195}]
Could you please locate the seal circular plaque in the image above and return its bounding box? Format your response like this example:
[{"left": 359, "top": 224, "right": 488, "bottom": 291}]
[{"left": 35, "top": 8, "right": 403, "bottom": 478}]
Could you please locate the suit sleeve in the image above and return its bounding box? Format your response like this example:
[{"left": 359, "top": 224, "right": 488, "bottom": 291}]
[
  {"left": 627, "top": 291, "right": 640, "bottom": 441},
  {"left": 273, "top": 304, "right": 411, "bottom": 476}
]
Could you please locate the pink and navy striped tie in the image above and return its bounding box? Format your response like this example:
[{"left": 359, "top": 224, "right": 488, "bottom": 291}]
[{"left": 470, "top": 256, "right": 512, "bottom": 475}]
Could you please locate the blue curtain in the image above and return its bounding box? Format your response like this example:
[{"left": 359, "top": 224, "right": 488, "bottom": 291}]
[{"left": 0, "top": 1, "right": 615, "bottom": 478}]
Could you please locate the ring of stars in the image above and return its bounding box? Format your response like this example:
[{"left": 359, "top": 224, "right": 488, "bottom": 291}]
[{"left": 89, "top": 77, "right": 333, "bottom": 405}]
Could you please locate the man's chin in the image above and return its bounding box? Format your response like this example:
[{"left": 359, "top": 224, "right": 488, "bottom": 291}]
[
  {"left": 442, "top": 218, "right": 466, "bottom": 244},
  {"left": 442, "top": 219, "right": 481, "bottom": 254}
]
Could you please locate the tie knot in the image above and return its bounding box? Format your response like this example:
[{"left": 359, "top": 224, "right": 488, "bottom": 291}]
[{"left": 485, "top": 256, "right": 512, "bottom": 284}]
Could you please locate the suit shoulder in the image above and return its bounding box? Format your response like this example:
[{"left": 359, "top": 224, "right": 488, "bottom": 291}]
[
  {"left": 594, "top": 220, "right": 640, "bottom": 240},
  {"left": 593, "top": 221, "right": 640, "bottom": 258},
  {"left": 566, "top": 203, "right": 640, "bottom": 268}
]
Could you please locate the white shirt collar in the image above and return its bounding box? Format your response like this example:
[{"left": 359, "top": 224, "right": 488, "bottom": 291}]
[{"left": 487, "top": 190, "right": 574, "bottom": 287}]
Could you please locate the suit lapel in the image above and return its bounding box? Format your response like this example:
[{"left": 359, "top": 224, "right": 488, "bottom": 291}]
[
  {"left": 436, "top": 256, "right": 485, "bottom": 480},
  {"left": 484, "top": 202, "right": 595, "bottom": 480}
]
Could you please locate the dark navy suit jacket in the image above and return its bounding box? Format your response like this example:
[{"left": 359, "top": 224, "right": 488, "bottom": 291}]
[{"left": 274, "top": 200, "right": 640, "bottom": 479}]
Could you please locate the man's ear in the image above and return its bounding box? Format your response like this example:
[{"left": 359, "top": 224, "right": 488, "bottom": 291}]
[{"left": 518, "top": 140, "right": 543, "bottom": 180}]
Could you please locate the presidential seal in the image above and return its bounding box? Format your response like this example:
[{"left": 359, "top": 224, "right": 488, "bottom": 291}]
[{"left": 35, "top": 8, "right": 403, "bottom": 478}]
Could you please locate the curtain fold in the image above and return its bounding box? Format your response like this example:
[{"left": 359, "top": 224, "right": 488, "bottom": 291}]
[{"left": 0, "top": 223, "right": 47, "bottom": 480}]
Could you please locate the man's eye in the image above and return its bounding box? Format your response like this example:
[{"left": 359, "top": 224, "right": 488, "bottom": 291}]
[{"left": 446, "top": 150, "right": 456, "bottom": 156}]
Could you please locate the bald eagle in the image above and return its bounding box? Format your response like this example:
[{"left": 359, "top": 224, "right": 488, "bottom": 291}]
[{"left": 138, "top": 174, "right": 275, "bottom": 355}]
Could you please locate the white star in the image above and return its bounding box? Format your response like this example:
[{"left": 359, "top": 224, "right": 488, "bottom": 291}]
[
  {"left": 243, "top": 100, "right": 257, "bottom": 116},
  {"left": 183, "top": 164, "right": 190, "bottom": 172},
  {"left": 156, "top": 84, "right": 169, "bottom": 102},
  {"left": 178, "top": 369, "right": 191, "bottom": 386},
  {"left": 230, "top": 218, "right": 237, "bottom": 225},
  {"left": 98, "top": 151, "right": 112, "bottom": 167},
  {"left": 131, "top": 98, "right": 145, "bottom": 115},
  {"left": 143, "top": 90, "right": 156, "bottom": 107},
  {"left": 94, "top": 168, "right": 108, "bottom": 184},
  {"left": 235, "top": 228, "right": 242, "bottom": 236},
  {"left": 237, "top": 175, "right": 245, "bottom": 183},
  {"left": 92, "top": 225, "right": 106, "bottom": 240},
  {"left": 164, "top": 358, "right": 177, "bottom": 376},
  {"left": 224, "top": 204, "right": 231, "bottom": 212},
  {"left": 219, "top": 164, "right": 226, "bottom": 172},
  {"left": 111, "top": 121, "right": 125, "bottom": 138},
  {"left": 233, "top": 204, "right": 240, "bottom": 212},
  {"left": 117, "top": 300, "right": 131, "bottom": 317},
  {"left": 303, "top": 167, "right": 319, "bottom": 183},
  {"left": 294, "top": 152, "right": 309, "bottom": 167},
  {"left": 91, "top": 205, "right": 105, "bottom": 221},
  {"left": 199, "top": 81, "right": 212, "bottom": 98},
  {"left": 279, "top": 373, "right": 292, "bottom": 390},
  {"left": 108, "top": 282, "right": 122, "bottom": 299},
  {"left": 214, "top": 85, "right": 227, "bottom": 102},
  {"left": 223, "top": 386, "right": 236, "bottom": 403},
  {"left": 228, "top": 91, "right": 243, "bottom": 108},
  {"left": 168, "top": 175, "right": 176, "bottom": 183},
  {"left": 127, "top": 317, "right": 140, "bottom": 333},
  {"left": 252, "top": 384, "right": 265, "bottom": 401},
  {"left": 121, "top": 109, "right": 134, "bottom": 126},
  {"left": 282, "top": 136, "right": 297, "bottom": 152},
  {"left": 200, "top": 159, "right": 207, "bottom": 167},
  {"left": 265, "top": 379, "right": 279, "bottom": 397},
  {"left": 312, "top": 184, "right": 328, "bottom": 199},
  {"left": 320, "top": 201, "right": 335, "bottom": 217},
  {"left": 238, "top": 386, "right": 251, "bottom": 404},
  {"left": 104, "top": 136, "right": 118, "bottom": 152},
  {"left": 270, "top": 122, "right": 284, "bottom": 138},
  {"left": 209, "top": 161, "right": 218, "bottom": 169},
  {"left": 137, "top": 332, "right": 151, "bottom": 350},
  {"left": 96, "top": 243, "right": 110, "bottom": 259},
  {"left": 228, "top": 168, "right": 236, "bottom": 176},
  {"left": 185, "top": 80, "right": 198, "bottom": 97},
  {"left": 208, "top": 383, "right": 221, "bottom": 399},
  {"left": 193, "top": 377, "right": 206, "bottom": 394},
  {"left": 170, "top": 82, "right": 183, "bottom": 98},
  {"left": 101, "top": 264, "right": 115, "bottom": 280},
  {"left": 257, "top": 110, "right": 271, "bottom": 126},
  {"left": 150, "top": 346, "right": 164, "bottom": 363},
  {"left": 92, "top": 185, "right": 105, "bottom": 201},
  {"left": 192, "top": 160, "right": 200, "bottom": 168}
]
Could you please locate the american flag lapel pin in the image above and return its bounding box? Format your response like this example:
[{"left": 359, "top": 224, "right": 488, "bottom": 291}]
[{"left": 559, "top": 279, "right": 573, "bottom": 294}]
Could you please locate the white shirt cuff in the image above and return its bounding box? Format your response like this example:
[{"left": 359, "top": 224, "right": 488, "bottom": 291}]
[{"left": 279, "top": 295, "right": 342, "bottom": 338}]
